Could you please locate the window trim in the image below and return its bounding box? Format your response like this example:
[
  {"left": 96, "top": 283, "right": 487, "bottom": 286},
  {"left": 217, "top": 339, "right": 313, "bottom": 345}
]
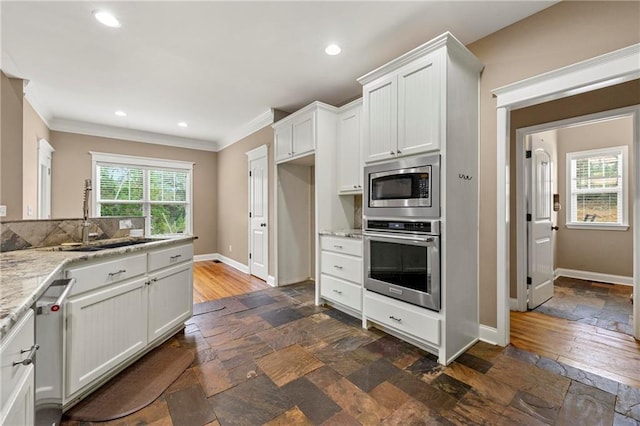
[
  {"left": 565, "top": 145, "right": 628, "bottom": 230},
  {"left": 91, "top": 152, "right": 194, "bottom": 236}
]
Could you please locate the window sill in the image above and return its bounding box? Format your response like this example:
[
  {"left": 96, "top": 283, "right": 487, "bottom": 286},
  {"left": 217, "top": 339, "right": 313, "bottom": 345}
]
[{"left": 565, "top": 223, "right": 629, "bottom": 231}]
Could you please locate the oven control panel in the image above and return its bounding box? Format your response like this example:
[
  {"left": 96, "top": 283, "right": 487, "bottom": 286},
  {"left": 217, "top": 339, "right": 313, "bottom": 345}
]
[{"left": 366, "top": 219, "right": 439, "bottom": 235}]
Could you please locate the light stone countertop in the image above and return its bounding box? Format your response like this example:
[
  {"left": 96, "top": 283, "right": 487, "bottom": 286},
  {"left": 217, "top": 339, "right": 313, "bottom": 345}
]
[
  {"left": 318, "top": 229, "right": 363, "bottom": 239},
  {"left": 0, "top": 236, "right": 195, "bottom": 340}
]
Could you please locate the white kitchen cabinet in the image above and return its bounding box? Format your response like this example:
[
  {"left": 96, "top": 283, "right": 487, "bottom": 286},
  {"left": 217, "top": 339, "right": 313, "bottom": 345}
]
[
  {"left": 274, "top": 109, "right": 315, "bottom": 163},
  {"left": 65, "top": 277, "right": 148, "bottom": 398},
  {"left": 337, "top": 99, "right": 363, "bottom": 194},
  {"left": 147, "top": 263, "right": 193, "bottom": 344},
  {"left": 0, "top": 309, "right": 35, "bottom": 426},
  {"left": 360, "top": 45, "right": 444, "bottom": 163},
  {"left": 319, "top": 235, "right": 363, "bottom": 315}
]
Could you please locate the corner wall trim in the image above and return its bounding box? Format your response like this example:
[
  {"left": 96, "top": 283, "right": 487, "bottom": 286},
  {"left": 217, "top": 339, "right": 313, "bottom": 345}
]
[
  {"left": 479, "top": 325, "right": 500, "bottom": 346},
  {"left": 555, "top": 268, "right": 633, "bottom": 286},
  {"left": 509, "top": 298, "right": 520, "bottom": 311},
  {"left": 267, "top": 276, "right": 276, "bottom": 287},
  {"left": 194, "top": 253, "right": 250, "bottom": 274}
]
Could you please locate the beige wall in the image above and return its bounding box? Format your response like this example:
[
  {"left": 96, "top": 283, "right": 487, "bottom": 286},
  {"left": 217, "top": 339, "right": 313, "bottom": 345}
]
[
  {"left": 216, "top": 126, "right": 275, "bottom": 275},
  {"left": 49, "top": 131, "right": 217, "bottom": 256},
  {"left": 555, "top": 116, "right": 634, "bottom": 277},
  {"left": 467, "top": 1, "right": 640, "bottom": 326},
  {"left": 0, "top": 72, "right": 24, "bottom": 220},
  {"left": 23, "top": 100, "right": 50, "bottom": 219}
]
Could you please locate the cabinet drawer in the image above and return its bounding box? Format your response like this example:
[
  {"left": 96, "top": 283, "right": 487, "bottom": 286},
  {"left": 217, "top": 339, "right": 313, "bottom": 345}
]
[
  {"left": 66, "top": 253, "right": 147, "bottom": 295},
  {"left": 364, "top": 291, "right": 440, "bottom": 345},
  {"left": 320, "top": 274, "right": 362, "bottom": 311},
  {"left": 320, "top": 236, "right": 362, "bottom": 257},
  {"left": 1, "top": 309, "right": 35, "bottom": 413},
  {"left": 321, "top": 251, "right": 362, "bottom": 283},
  {"left": 148, "top": 244, "right": 193, "bottom": 272}
]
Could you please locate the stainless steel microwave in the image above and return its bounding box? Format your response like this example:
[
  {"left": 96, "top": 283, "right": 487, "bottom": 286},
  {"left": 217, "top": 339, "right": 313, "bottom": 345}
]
[{"left": 364, "top": 154, "right": 440, "bottom": 218}]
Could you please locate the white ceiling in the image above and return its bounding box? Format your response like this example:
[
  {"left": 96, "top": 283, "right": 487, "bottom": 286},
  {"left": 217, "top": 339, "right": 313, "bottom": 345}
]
[{"left": 1, "top": 1, "right": 556, "bottom": 151}]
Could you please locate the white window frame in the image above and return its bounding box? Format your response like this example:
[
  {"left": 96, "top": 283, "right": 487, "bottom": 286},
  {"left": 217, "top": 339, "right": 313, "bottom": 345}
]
[
  {"left": 565, "top": 145, "right": 628, "bottom": 230},
  {"left": 91, "top": 152, "right": 194, "bottom": 236}
]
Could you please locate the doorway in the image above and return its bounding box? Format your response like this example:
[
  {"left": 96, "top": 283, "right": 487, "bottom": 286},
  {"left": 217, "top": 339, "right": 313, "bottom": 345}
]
[{"left": 516, "top": 108, "right": 636, "bottom": 336}]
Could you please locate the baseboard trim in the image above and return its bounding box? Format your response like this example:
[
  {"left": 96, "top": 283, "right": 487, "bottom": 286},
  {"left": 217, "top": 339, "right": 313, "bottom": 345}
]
[
  {"left": 267, "top": 275, "right": 276, "bottom": 287},
  {"left": 555, "top": 268, "right": 633, "bottom": 286},
  {"left": 509, "top": 298, "right": 519, "bottom": 311},
  {"left": 215, "top": 254, "right": 250, "bottom": 274},
  {"left": 194, "top": 253, "right": 216, "bottom": 262},
  {"left": 479, "top": 325, "right": 500, "bottom": 346}
]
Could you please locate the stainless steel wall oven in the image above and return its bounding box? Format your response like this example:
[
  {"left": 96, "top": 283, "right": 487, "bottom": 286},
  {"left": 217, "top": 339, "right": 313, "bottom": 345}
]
[{"left": 364, "top": 219, "right": 440, "bottom": 311}]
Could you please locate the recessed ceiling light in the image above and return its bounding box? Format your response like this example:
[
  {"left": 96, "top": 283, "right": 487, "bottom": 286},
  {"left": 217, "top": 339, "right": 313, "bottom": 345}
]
[
  {"left": 115, "top": 110, "right": 127, "bottom": 117},
  {"left": 325, "top": 44, "right": 341, "bottom": 56},
  {"left": 93, "top": 10, "right": 121, "bottom": 28},
  {"left": 178, "top": 122, "right": 188, "bottom": 128}
]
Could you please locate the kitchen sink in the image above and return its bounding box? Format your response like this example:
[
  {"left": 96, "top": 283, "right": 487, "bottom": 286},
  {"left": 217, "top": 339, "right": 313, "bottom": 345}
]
[{"left": 63, "top": 238, "right": 159, "bottom": 252}]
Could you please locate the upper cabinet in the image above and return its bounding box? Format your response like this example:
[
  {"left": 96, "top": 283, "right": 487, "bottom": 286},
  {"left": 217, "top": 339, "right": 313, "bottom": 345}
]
[
  {"left": 358, "top": 32, "right": 482, "bottom": 163},
  {"left": 337, "top": 99, "right": 363, "bottom": 194},
  {"left": 274, "top": 108, "right": 316, "bottom": 163}
]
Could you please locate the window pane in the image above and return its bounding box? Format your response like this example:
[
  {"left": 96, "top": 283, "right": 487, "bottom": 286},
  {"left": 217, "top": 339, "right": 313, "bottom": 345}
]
[
  {"left": 150, "top": 170, "right": 187, "bottom": 202},
  {"left": 150, "top": 204, "right": 186, "bottom": 235},
  {"left": 99, "top": 166, "right": 143, "bottom": 201},
  {"left": 575, "top": 193, "right": 618, "bottom": 223},
  {"left": 99, "top": 203, "right": 143, "bottom": 217}
]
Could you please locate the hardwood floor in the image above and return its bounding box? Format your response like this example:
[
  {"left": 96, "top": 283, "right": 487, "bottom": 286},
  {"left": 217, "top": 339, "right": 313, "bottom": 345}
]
[
  {"left": 193, "top": 260, "right": 270, "bottom": 303},
  {"left": 511, "top": 310, "right": 640, "bottom": 388}
]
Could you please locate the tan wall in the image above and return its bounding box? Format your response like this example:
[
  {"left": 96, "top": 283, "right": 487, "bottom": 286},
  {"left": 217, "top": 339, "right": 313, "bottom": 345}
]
[
  {"left": 23, "top": 100, "right": 50, "bottom": 219},
  {"left": 216, "top": 126, "right": 275, "bottom": 275},
  {"left": 49, "top": 131, "right": 217, "bottom": 256},
  {"left": 0, "top": 72, "right": 24, "bottom": 220},
  {"left": 467, "top": 1, "right": 640, "bottom": 326},
  {"left": 555, "top": 116, "right": 634, "bottom": 277}
]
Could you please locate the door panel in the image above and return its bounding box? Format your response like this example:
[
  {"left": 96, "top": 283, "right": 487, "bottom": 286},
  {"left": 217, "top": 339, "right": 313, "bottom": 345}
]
[
  {"left": 528, "top": 145, "right": 555, "bottom": 309},
  {"left": 249, "top": 150, "right": 268, "bottom": 281}
]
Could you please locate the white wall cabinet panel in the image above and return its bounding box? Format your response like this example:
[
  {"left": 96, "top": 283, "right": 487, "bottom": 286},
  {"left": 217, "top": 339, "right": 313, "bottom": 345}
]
[
  {"left": 147, "top": 264, "right": 193, "bottom": 344},
  {"left": 65, "top": 277, "right": 148, "bottom": 398},
  {"left": 397, "top": 53, "right": 442, "bottom": 156},
  {"left": 0, "top": 309, "right": 35, "bottom": 426},
  {"left": 274, "top": 110, "right": 316, "bottom": 163},
  {"left": 274, "top": 124, "right": 293, "bottom": 163},
  {"left": 337, "top": 101, "right": 363, "bottom": 194},
  {"left": 363, "top": 77, "right": 397, "bottom": 163}
]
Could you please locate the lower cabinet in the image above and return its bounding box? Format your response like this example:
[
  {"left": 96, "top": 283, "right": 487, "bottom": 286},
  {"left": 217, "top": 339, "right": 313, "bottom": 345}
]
[
  {"left": 319, "top": 235, "right": 363, "bottom": 315},
  {"left": 63, "top": 242, "right": 194, "bottom": 404},
  {"left": 65, "top": 277, "right": 148, "bottom": 398},
  {"left": 147, "top": 264, "right": 193, "bottom": 344},
  {"left": 0, "top": 309, "right": 35, "bottom": 425}
]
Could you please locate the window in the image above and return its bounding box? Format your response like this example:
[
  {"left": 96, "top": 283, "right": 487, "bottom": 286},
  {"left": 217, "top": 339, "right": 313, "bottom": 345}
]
[
  {"left": 91, "top": 152, "right": 193, "bottom": 236},
  {"left": 566, "top": 146, "right": 628, "bottom": 228}
]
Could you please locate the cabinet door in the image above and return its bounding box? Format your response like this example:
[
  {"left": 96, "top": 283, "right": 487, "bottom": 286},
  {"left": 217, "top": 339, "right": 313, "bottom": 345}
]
[
  {"left": 65, "top": 277, "right": 147, "bottom": 398},
  {"left": 274, "top": 124, "right": 293, "bottom": 163},
  {"left": 363, "top": 76, "right": 397, "bottom": 163},
  {"left": 397, "top": 52, "right": 442, "bottom": 156},
  {"left": 1, "top": 365, "right": 34, "bottom": 426},
  {"left": 147, "top": 263, "right": 193, "bottom": 344},
  {"left": 292, "top": 110, "right": 315, "bottom": 158},
  {"left": 337, "top": 105, "right": 363, "bottom": 193}
]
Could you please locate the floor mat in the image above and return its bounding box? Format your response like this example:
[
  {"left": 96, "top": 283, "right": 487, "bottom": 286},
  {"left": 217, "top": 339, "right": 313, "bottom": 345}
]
[{"left": 63, "top": 345, "right": 194, "bottom": 422}]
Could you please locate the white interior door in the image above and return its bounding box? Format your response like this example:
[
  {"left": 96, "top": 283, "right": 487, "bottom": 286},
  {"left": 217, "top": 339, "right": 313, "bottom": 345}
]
[
  {"left": 248, "top": 146, "right": 269, "bottom": 281},
  {"left": 528, "top": 137, "right": 556, "bottom": 309},
  {"left": 38, "top": 138, "right": 54, "bottom": 219}
]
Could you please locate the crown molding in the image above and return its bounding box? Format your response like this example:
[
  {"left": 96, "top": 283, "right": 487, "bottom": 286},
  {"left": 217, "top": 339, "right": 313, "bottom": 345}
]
[
  {"left": 216, "top": 109, "right": 275, "bottom": 152},
  {"left": 49, "top": 118, "right": 217, "bottom": 152}
]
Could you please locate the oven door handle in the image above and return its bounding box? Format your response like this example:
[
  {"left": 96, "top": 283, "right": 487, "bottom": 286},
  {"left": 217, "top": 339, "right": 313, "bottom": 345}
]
[{"left": 363, "top": 232, "right": 436, "bottom": 244}]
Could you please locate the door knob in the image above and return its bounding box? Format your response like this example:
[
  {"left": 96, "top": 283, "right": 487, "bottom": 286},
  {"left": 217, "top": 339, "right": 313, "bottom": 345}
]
[
  {"left": 551, "top": 226, "right": 559, "bottom": 231},
  {"left": 261, "top": 223, "right": 267, "bottom": 227}
]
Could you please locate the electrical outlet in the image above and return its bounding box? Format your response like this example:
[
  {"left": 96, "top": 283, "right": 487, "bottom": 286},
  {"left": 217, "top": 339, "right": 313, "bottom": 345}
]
[
  {"left": 119, "top": 219, "right": 133, "bottom": 229},
  {"left": 0, "top": 205, "right": 6, "bottom": 217},
  {"left": 229, "top": 245, "right": 232, "bottom": 252}
]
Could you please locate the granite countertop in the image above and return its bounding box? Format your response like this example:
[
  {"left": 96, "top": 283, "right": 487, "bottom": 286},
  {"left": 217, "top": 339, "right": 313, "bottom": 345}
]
[
  {"left": 318, "top": 229, "right": 363, "bottom": 239},
  {"left": 0, "top": 235, "right": 195, "bottom": 340}
]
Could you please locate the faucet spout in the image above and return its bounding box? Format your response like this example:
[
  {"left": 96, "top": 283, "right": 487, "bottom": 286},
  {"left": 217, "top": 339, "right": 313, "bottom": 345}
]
[{"left": 82, "top": 179, "right": 92, "bottom": 244}]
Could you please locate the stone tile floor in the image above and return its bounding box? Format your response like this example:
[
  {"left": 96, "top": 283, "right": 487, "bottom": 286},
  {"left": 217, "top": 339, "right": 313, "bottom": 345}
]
[
  {"left": 534, "top": 276, "right": 633, "bottom": 335},
  {"left": 62, "top": 281, "right": 640, "bottom": 425}
]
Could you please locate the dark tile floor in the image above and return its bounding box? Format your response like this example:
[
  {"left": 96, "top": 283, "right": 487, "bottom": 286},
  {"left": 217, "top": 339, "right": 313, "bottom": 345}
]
[
  {"left": 63, "top": 282, "right": 640, "bottom": 425},
  {"left": 534, "top": 276, "right": 634, "bottom": 335}
]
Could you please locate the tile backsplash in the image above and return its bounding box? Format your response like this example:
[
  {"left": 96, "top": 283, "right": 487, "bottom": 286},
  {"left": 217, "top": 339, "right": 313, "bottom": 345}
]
[
  {"left": 354, "top": 195, "right": 362, "bottom": 229},
  {"left": 0, "top": 217, "right": 145, "bottom": 252}
]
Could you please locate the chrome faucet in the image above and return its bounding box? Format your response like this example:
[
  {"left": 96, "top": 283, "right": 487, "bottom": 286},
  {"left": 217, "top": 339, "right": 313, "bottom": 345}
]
[{"left": 82, "top": 179, "right": 92, "bottom": 244}]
